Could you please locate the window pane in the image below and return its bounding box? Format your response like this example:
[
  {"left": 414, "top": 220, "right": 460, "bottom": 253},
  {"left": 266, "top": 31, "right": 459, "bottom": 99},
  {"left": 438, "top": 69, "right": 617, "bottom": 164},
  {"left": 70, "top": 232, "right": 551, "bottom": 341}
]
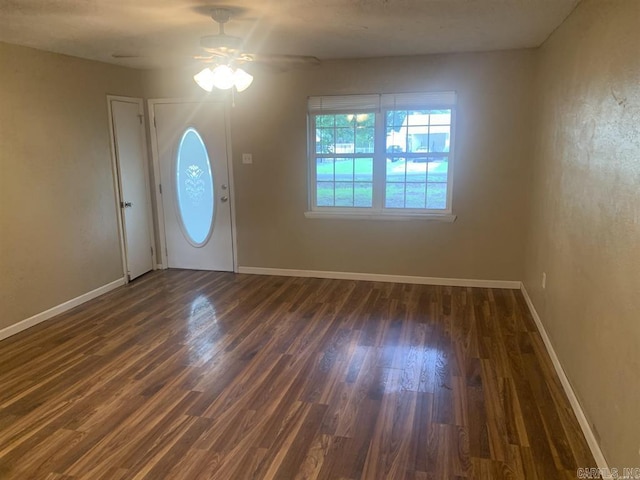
[
  {"left": 387, "top": 110, "right": 407, "bottom": 128},
  {"left": 355, "top": 158, "right": 373, "bottom": 181},
  {"left": 386, "top": 111, "right": 407, "bottom": 155},
  {"left": 335, "top": 128, "right": 355, "bottom": 153},
  {"left": 429, "top": 110, "right": 451, "bottom": 125},
  {"left": 335, "top": 182, "right": 354, "bottom": 206},
  {"left": 316, "top": 158, "right": 334, "bottom": 182},
  {"left": 317, "top": 182, "right": 334, "bottom": 206},
  {"left": 385, "top": 183, "right": 405, "bottom": 208},
  {"left": 407, "top": 112, "right": 430, "bottom": 126},
  {"left": 428, "top": 157, "right": 448, "bottom": 183},
  {"left": 316, "top": 128, "right": 334, "bottom": 154},
  {"left": 406, "top": 160, "right": 427, "bottom": 182},
  {"left": 335, "top": 158, "right": 354, "bottom": 182},
  {"left": 428, "top": 126, "right": 450, "bottom": 152},
  {"left": 176, "top": 128, "right": 214, "bottom": 246},
  {"left": 386, "top": 130, "right": 406, "bottom": 153},
  {"left": 386, "top": 158, "right": 406, "bottom": 183},
  {"left": 336, "top": 114, "right": 354, "bottom": 127},
  {"left": 355, "top": 127, "right": 374, "bottom": 153},
  {"left": 426, "top": 183, "right": 447, "bottom": 209},
  {"left": 386, "top": 110, "right": 452, "bottom": 155},
  {"left": 406, "top": 183, "right": 427, "bottom": 209},
  {"left": 407, "top": 126, "right": 429, "bottom": 152},
  {"left": 316, "top": 115, "right": 335, "bottom": 128},
  {"left": 354, "top": 183, "right": 373, "bottom": 207},
  {"left": 356, "top": 113, "right": 374, "bottom": 127}
]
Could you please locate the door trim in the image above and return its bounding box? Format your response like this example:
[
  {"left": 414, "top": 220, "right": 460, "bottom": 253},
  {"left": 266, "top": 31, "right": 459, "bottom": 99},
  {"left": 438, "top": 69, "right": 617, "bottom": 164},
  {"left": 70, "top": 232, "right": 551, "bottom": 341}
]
[
  {"left": 148, "top": 97, "right": 238, "bottom": 272},
  {"left": 107, "top": 95, "right": 156, "bottom": 283}
]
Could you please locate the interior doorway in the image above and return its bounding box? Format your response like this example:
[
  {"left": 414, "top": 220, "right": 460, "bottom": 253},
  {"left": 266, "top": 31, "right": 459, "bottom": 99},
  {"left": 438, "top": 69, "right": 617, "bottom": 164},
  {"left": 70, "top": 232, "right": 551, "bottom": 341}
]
[{"left": 108, "top": 96, "right": 155, "bottom": 281}]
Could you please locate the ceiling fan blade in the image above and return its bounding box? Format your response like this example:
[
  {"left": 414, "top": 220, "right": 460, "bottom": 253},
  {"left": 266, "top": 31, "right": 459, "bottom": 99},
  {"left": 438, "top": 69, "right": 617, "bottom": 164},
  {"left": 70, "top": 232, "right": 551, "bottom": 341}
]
[
  {"left": 193, "top": 7, "right": 321, "bottom": 75},
  {"left": 246, "top": 54, "right": 321, "bottom": 66},
  {"left": 112, "top": 53, "right": 143, "bottom": 59},
  {"left": 195, "top": 50, "right": 255, "bottom": 66},
  {"left": 193, "top": 53, "right": 222, "bottom": 62},
  {"left": 199, "top": 47, "right": 242, "bottom": 58},
  {"left": 241, "top": 62, "right": 287, "bottom": 74}
]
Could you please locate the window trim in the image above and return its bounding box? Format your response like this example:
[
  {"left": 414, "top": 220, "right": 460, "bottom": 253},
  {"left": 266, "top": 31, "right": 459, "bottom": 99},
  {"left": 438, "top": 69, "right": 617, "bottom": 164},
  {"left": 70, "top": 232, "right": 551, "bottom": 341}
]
[
  {"left": 306, "top": 92, "right": 457, "bottom": 220},
  {"left": 303, "top": 210, "right": 457, "bottom": 222}
]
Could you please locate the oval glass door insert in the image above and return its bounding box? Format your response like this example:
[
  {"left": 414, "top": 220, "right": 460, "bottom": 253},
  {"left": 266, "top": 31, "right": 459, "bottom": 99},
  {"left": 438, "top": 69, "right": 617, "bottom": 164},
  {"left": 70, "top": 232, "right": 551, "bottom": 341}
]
[{"left": 175, "top": 128, "right": 215, "bottom": 246}]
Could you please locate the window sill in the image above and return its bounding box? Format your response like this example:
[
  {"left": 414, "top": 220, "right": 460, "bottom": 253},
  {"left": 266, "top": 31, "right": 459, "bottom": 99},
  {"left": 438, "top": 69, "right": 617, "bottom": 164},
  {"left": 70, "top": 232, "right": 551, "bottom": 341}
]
[{"left": 304, "top": 211, "right": 457, "bottom": 222}]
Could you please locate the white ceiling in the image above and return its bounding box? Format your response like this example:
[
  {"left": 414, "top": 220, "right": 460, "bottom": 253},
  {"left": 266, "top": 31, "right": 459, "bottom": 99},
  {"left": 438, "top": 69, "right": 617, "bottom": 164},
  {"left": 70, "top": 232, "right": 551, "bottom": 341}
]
[{"left": 0, "top": 0, "right": 580, "bottom": 69}]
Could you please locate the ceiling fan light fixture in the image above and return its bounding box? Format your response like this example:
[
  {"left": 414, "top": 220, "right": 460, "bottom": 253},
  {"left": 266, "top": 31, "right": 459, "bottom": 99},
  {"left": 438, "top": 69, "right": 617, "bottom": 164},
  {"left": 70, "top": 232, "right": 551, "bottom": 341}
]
[
  {"left": 234, "top": 67, "right": 253, "bottom": 92},
  {"left": 194, "top": 65, "right": 254, "bottom": 93},
  {"left": 193, "top": 7, "right": 317, "bottom": 95},
  {"left": 193, "top": 67, "right": 215, "bottom": 92},
  {"left": 211, "top": 64, "right": 236, "bottom": 90}
]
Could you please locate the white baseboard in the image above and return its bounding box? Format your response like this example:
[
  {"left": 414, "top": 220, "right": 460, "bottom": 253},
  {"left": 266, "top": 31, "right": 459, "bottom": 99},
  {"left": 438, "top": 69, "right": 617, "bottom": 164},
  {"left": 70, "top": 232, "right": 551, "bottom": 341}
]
[
  {"left": 0, "top": 277, "right": 125, "bottom": 342},
  {"left": 237, "top": 266, "right": 521, "bottom": 289},
  {"left": 520, "top": 284, "right": 609, "bottom": 472}
]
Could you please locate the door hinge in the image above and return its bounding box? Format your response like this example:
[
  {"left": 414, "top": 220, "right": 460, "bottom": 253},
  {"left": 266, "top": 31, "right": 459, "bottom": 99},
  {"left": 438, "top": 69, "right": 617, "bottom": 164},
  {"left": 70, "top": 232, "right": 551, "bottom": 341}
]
[
  {"left": 137, "top": 114, "right": 143, "bottom": 125},
  {"left": 159, "top": 184, "right": 163, "bottom": 194},
  {"left": 153, "top": 117, "right": 157, "bottom": 128},
  {"left": 150, "top": 246, "right": 154, "bottom": 257},
  {"left": 165, "top": 247, "right": 168, "bottom": 257}
]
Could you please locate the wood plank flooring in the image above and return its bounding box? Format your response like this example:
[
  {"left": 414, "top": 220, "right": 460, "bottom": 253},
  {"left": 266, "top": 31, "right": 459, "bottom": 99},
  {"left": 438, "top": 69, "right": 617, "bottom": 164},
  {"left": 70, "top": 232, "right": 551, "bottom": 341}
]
[{"left": 0, "top": 270, "right": 597, "bottom": 479}]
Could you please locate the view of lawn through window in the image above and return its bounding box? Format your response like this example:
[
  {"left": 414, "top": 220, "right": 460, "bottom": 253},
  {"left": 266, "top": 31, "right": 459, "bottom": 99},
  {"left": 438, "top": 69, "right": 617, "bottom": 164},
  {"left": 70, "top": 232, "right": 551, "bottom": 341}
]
[
  {"left": 309, "top": 93, "right": 455, "bottom": 214},
  {"left": 315, "top": 112, "right": 375, "bottom": 207},
  {"left": 385, "top": 109, "right": 450, "bottom": 209}
]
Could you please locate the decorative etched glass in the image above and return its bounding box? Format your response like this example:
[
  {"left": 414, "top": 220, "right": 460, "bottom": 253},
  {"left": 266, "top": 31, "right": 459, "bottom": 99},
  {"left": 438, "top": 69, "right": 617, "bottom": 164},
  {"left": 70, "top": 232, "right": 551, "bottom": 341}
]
[{"left": 176, "top": 128, "right": 215, "bottom": 246}]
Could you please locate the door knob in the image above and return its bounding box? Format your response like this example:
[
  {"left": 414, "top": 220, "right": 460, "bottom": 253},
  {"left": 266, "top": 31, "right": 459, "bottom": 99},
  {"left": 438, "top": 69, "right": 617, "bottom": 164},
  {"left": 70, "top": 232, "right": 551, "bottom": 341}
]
[
  {"left": 220, "top": 196, "right": 229, "bottom": 202},
  {"left": 121, "top": 201, "right": 133, "bottom": 208}
]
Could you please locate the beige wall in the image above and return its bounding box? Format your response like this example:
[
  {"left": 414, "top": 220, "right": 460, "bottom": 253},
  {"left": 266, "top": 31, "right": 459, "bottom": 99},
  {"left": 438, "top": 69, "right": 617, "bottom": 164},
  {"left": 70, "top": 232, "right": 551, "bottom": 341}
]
[
  {"left": 524, "top": 0, "right": 640, "bottom": 467},
  {"left": 0, "top": 43, "right": 143, "bottom": 330},
  {"left": 145, "top": 50, "right": 535, "bottom": 280}
]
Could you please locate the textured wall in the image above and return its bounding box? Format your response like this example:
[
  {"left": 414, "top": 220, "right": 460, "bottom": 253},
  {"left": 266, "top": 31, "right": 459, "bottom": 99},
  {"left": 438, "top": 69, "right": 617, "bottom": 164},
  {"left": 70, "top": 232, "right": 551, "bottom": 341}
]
[
  {"left": 524, "top": 0, "right": 640, "bottom": 466},
  {"left": 0, "top": 42, "right": 143, "bottom": 330}
]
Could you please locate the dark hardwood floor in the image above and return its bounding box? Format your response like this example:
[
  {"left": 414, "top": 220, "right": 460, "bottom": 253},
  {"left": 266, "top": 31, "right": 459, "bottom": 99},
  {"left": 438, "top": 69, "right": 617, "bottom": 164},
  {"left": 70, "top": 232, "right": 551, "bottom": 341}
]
[{"left": 0, "top": 270, "right": 597, "bottom": 479}]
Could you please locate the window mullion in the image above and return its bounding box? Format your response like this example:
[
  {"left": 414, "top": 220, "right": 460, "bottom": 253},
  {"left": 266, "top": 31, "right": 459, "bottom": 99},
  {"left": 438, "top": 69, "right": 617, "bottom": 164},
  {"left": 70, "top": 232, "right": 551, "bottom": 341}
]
[
  {"left": 372, "top": 111, "right": 385, "bottom": 211},
  {"left": 352, "top": 121, "right": 356, "bottom": 206},
  {"left": 309, "top": 114, "right": 317, "bottom": 210}
]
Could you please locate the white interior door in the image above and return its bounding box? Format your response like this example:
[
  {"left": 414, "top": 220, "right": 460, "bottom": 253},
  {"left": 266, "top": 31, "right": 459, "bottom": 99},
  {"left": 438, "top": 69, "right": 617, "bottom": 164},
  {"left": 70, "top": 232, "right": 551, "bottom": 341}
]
[
  {"left": 153, "top": 101, "right": 234, "bottom": 271},
  {"left": 110, "top": 98, "right": 154, "bottom": 281}
]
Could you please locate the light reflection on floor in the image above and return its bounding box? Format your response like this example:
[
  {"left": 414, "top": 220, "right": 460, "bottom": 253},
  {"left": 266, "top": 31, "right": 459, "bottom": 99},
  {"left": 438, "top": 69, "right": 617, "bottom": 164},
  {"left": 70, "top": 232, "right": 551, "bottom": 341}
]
[{"left": 185, "top": 294, "right": 219, "bottom": 366}]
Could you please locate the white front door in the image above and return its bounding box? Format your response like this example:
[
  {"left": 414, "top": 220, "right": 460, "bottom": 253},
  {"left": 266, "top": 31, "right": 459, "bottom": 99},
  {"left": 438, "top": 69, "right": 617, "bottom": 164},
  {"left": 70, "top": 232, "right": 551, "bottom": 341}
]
[
  {"left": 109, "top": 97, "right": 154, "bottom": 281},
  {"left": 153, "top": 101, "right": 234, "bottom": 271}
]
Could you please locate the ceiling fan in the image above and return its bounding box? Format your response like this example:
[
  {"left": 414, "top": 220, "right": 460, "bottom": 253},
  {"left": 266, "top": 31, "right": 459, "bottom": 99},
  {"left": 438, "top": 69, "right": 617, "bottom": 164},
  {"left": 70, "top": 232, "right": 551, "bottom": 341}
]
[{"left": 193, "top": 7, "right": 320, "bottom": 92}]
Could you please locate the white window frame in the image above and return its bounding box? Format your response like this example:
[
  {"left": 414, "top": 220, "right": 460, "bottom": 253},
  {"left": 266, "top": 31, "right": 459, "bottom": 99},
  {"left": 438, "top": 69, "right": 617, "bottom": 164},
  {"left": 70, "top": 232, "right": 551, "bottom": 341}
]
[{"left": 305, "top": 92, "right": 457, "bottom": 222}]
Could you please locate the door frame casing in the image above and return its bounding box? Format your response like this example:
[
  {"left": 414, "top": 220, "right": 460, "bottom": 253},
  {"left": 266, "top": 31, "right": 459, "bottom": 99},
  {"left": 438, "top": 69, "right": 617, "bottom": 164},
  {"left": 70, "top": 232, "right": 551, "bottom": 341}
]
[
  {"left": 148, "top": 97, "right": 238, "bottom": 272},
  {"left": 106, "top": 95, "right": 156, "bottom": 283}
]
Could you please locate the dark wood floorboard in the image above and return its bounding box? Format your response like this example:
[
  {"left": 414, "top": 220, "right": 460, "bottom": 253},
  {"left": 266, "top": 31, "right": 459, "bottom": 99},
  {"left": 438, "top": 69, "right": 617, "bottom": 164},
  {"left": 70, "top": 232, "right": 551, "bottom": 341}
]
[{"left": 0, "top": 270, "right": 598, "bottom": 479}]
